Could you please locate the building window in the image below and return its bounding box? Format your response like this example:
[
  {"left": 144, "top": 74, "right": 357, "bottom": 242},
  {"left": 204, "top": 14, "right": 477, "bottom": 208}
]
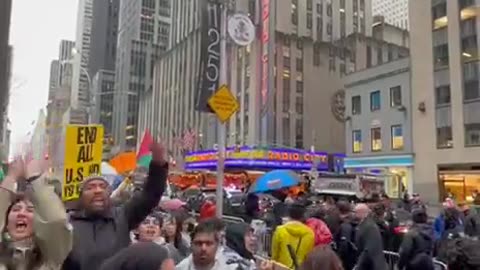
[
  {"left": 296, "top": 39, "right": 303, "bottom": 50},
  {"left": 377, "top": 48, "right": 383, "bottom": 65},
  {"left": 296, "top": 58, "right": 303, "bottom": 72},
  {"left": 283, "top": 56, "right": 291, "bottom": 69},
  {"left": 329, "top": 58, "right": 335, "bottom": 71},
  {"left": 283, "top": 118, "right": 290, "bottom": 144},
  {"left": 437, "top": 126, "right": 453, "bottom": 148},
  {"left": 316, "top": 16, "right": 323, "bottom": 38},
  {"left": 295, "top": 96, "right": 303, "bottom": 114},
  {"left": 307, "top": 0, "right": 312, "bottom": 10},
  {"left": 391, "top": 125, "right": 404, "bottom": 150},
  {"left": 435, "top": 85, "right": 451, "bottom": 105},
  {"left": 370, "top": 91, "right": 381, "bottom": 111},
  {"left": 433, "top": 43, "right": 449, "bottom": 68},
  {"left": 313, "top": 44, "right": 320, "bottom": 66},
  {"left": 366, "top": 46, "right": 372, "bottom": 67},
  {"left": 295, "top": 119, "right": 303, "bottom": 148},
  {"left": 464, "top": 80, "right": 480, "bottom": 101},
  {"left": 296, "top": 81, "right": 303, "bottom": 93},
  {"left": 371, "top": 127, "right": 382, "bottom": 151},
  {"left": 352, "top": 95, "right": 361, "bottom": 115},
  {"left": 317, "top": 3, "right": 322, "bottom": 14},
  {"left": 307, "top": 13, "right": 313, "bottom": 29},
  {"left": 465, "top": 124, "right": 480, "bottom": 146},
  {"left": 390, "top": 86, "right": 402, "bottom": 107},
  {"left": 352, "top": 130, "right": 362, "bottom": 153},
  {"left": 292, "top": 10, "right": 298, "bottom": 25},
  {"left": 283, "top": 79, "right": 290, "bottom": 113}
]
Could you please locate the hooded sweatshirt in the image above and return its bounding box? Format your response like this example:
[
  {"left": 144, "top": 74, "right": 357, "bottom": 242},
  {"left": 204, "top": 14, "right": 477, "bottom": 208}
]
[
  {"left": 271, "top": 220, "right": 314, "bottom": 268},
  {"left": 99, "top": 242, "right": 171, "bottom": 270}
]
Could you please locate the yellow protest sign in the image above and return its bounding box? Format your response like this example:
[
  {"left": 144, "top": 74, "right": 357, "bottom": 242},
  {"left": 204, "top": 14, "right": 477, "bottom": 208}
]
[{"left": 62, "top": 125, "right": 104, "bottom": 201}]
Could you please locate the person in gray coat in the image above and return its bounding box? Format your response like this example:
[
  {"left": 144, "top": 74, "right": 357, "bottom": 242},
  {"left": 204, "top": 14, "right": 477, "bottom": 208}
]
[
  {"left": 62, "top": 142, "right": 168, "bottom": 270},
  {"left": 0, "top": 159, "right": 72, "bottom": 270}
]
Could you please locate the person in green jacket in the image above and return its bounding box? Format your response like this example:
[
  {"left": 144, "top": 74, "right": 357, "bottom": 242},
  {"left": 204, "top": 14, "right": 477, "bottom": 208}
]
[{"left": 0, "top": 159, "right": 72, "bottom": 270}]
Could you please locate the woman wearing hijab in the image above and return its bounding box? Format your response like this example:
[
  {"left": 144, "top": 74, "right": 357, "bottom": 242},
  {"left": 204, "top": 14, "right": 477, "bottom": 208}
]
[
  {"left": 0, "top": 159, "right": 72, "bottom": 270},
  {"left": 100, "top": 242, "right": 174, "bottom": 270},
  {"left": 223, "top": 223, "right": 257, "bottom": 270}
]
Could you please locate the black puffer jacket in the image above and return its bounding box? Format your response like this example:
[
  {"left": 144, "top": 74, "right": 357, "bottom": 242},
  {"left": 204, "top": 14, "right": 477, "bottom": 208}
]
[{"left": 398, "top": 224, "right": 435, "bottom": 270}]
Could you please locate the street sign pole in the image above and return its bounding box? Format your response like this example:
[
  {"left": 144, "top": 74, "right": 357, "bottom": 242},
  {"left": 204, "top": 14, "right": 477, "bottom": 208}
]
[{"left": 216, "top": 2, "right": 228, "bottom": 218}]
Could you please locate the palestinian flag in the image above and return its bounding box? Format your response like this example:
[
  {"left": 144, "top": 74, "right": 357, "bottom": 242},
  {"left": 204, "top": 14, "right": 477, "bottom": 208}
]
[{"left": 137, "top": 129, "right": 153, "bottom": 168}]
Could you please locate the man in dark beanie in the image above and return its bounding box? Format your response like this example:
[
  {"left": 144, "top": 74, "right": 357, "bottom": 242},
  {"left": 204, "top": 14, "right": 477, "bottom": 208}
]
[
  {"left": 62, "top": 141, "right": 168, "bottom": 270},
  {"left": 398, "top": 206, "right": 435, "bottom": 270}
]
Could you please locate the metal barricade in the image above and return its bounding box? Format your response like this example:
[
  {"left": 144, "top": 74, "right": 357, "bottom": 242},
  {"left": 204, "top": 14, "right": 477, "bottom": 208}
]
[
  {"left": 353, "top": 251, "right": 448, "bottom": 270},
  {"left": 251, "top": 219, "right": 273, "bottom": 257}
]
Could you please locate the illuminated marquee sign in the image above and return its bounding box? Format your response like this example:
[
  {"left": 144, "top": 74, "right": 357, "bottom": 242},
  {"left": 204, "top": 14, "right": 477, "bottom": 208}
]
[
  {"left": 261, "top": 0, "right": 270, "bottom": 108},
  {"left": 184, "top": 147, "right": 331, "bottom": 170}
]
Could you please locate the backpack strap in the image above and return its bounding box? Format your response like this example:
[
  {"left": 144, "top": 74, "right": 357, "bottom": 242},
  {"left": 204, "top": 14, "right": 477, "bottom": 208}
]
[{"left": 287, "top": 236, "right": 304, "bottom": 270}]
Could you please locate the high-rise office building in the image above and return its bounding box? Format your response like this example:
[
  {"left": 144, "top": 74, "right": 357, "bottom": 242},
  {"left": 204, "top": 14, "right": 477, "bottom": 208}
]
[
  {"left": 0, "top": 0, "right": 12, "bottom": 160},
  {"left": 47, "top": 40, "right": 75, "bottom": 173},
  {"left": 89, "top": 0, "right": 119, "bottom": 76},
  {"left": 139, "top": 0, "right": 201, "bottom": 159},
  {"left": 138, "top": 0, "right": 373, "bottom": 158},
  {"left": 89, "top": 0, "right": 119, "bottom": 151},
  {"left": 48, "top": 60, "right": 61, "bottom": 102},
  {"left": 59, "top": 40, "right": 75, "bottom": 61},
  {"left": 113, "top": 0, "right": 172, "bottom": 150},
  {"left": 58, "top": 40, "right": 75, "bottom": 87},
  {"left": 410, "top": 0, "right": 480, "bottom": 202},
  {"left": 71, "top": 0, "right": 94, "bottom": 117},
  {"left": 372, "top": 0, "right": 409, "bottom": 29}
]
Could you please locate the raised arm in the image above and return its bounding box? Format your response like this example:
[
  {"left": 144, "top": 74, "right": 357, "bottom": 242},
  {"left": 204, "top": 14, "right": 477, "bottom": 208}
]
[
  {"left": 26, "top": 160, "right": 73, "bottom": 266},
  {"left": 0, "top": 160, "right": 24, "bottom": 238},
  {"left": 123, "top": 141, "right": 168, "bottom": 230}
]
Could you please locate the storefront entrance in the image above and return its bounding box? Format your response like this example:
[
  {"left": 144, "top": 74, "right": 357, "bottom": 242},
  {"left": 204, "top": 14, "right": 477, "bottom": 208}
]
[{"left": 439, "top": 170, "right": 480, "bottom": 203}]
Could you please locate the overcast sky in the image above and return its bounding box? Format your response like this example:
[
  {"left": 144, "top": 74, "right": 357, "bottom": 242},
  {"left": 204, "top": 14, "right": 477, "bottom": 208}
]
[{"left": 9, "top": 0, "right": 78, "bottom": 156}]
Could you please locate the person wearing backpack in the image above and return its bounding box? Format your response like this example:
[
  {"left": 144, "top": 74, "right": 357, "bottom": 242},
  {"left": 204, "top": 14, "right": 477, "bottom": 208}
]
[
  {"left": 271, "top": 203, "right": 314, "bottom": 269},
  {"left": 436, "top": 230, "right": 480, "bottom": 270},
  {"left": 398, "top": 207, "right": 435, "bottom": 270}
]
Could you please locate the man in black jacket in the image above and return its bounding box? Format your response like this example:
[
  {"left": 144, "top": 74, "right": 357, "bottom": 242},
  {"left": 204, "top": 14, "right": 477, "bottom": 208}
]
[
  {"left": 461, "top": 204, "right": 480, "bottom": 238},
  {"left": 398, "top": 207, "right": 434, "bottom": 270},
  {"left": 335, "top": 201, "right": 357, "bottom": 270},
  {"left": 354, "top": 203, "right": 388, "bottom": 270},
  {"left": 62, "top": 142, "right": 168, "bottom": 270}
]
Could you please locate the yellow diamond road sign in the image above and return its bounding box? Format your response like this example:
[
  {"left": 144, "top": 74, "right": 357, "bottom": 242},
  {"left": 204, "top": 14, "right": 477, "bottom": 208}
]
[{"left": 208, "top": 85, "right": 240, "bottom": 123}]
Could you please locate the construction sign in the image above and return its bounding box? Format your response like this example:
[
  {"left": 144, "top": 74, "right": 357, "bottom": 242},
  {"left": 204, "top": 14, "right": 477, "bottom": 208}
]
[{"left": 62, "top": 125, "right": 104, "bottom": 201}]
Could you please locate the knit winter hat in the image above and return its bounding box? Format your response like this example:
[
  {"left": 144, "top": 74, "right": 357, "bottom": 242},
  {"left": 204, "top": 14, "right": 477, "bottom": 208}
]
[{"left": 79, "top": 175, "right": 110, "bottom": 194}]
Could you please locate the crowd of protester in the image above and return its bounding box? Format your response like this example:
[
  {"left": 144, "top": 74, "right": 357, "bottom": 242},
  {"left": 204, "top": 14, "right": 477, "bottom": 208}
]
[{"left": 2, "top": 141, "right": 480, "bottom": 270}]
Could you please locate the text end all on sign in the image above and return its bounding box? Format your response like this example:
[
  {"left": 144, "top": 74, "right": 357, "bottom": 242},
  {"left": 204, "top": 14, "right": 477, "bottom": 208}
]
[
  {"left": 62, "top": 125, "right": 104, "bottom": 201},
  {"left": 207, "top": 85, "right": 239, "bottom": 123}
]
